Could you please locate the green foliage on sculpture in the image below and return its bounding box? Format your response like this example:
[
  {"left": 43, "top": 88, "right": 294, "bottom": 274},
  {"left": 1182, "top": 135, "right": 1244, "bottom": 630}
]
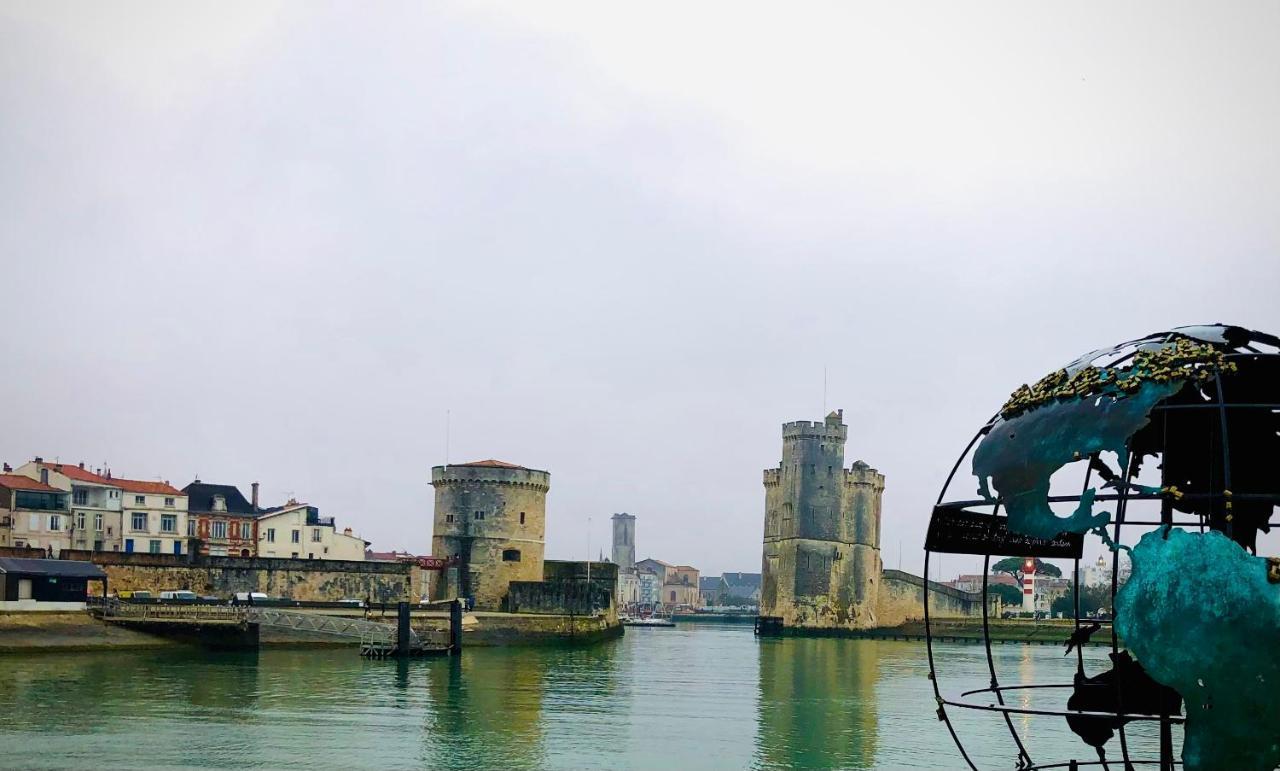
[{"left": 1116, "top": 527, "right": 1280, "bottom": 771}]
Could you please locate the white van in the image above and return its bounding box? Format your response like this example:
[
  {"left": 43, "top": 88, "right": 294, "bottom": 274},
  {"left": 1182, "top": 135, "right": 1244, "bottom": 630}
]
[
  {"left": 233, "top": 592, "right": 269, "bottom": 603},
  {"left": 159, "top": 590, "right": 198, "bottom": 601}
]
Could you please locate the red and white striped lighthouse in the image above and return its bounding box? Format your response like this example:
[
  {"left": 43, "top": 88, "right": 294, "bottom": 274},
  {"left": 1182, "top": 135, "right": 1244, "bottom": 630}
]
[{"left": 1021, "top": 558, "right": 1037, "bottom": 613}]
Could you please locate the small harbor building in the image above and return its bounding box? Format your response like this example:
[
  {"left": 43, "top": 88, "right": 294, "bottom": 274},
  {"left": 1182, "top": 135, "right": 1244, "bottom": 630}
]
[{"left": 0, "top": 557, "right": 107, "bottom": 610}]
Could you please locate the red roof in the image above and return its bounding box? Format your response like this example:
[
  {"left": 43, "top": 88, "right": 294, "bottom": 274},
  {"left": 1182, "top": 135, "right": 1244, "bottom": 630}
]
[
  {"left": 454, "top": 459, "right": 527, "bottom": 469},
  {"left": 112, "top": 478, "right": 184, "bottom": 496},
  {"left": 37, "top": 462, "right": 113, "bottom": 485},
  {"left": 0, "top": 474, "right": 62, "bottom": 492}
]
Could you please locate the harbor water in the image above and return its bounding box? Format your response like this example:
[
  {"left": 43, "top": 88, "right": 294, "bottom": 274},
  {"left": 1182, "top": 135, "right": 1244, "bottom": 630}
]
[{"left": 0, "top": 623, "right": 1167, "bottom": 769}]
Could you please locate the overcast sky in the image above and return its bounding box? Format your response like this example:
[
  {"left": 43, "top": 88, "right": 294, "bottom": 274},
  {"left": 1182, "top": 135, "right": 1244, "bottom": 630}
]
[{"left": 2, "top": 2, "right": 1277, "bottom": 577}]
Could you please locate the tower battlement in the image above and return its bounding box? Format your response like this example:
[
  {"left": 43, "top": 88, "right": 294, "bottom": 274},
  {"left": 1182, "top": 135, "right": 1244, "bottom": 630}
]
[
  {"left": 782, "top": 410, "right": 847, "bottom": 442},
  {"left": 763, "top": 468, "right": 781, "bottom": 486}
]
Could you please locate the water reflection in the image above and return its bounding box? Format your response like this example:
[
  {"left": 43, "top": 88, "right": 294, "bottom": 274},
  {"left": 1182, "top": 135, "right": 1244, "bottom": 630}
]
[
  {"left": 754, "top": 637, "right": 878, "bottom": 769},
  {"left": 420, "top": 651, "right": 547, "bottom": 769}
]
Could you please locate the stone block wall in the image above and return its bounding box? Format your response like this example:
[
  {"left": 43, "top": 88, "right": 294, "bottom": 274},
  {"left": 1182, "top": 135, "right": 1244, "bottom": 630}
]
[
  {"left": 57, "top": 550, "right": 414, "bottom": 603},
  {"left": 876, "top": 569, "right": 983, "bottom": 627},
  {"left": 506, "top": 580, "right": 612, "bottom": 616}
]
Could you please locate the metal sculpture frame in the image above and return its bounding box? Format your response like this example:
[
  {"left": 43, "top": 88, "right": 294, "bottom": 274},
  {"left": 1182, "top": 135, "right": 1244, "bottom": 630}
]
[{"left": 923, "top": 327, "right": 1280, "bottom": 771}]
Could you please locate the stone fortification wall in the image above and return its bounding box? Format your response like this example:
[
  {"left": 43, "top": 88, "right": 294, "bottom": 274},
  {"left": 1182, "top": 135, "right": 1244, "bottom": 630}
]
[
  {"left": 58, "top": 550, "right": 413, "bottom": 603},
  {"left": 876, "top": 569, "right": 983, "bottom": 627},
  {"left": 507, "top": 580, "right": 612, "bottom": 617},
  {"left": 430, "top": 463, "right": 549, "bottom": 610}
]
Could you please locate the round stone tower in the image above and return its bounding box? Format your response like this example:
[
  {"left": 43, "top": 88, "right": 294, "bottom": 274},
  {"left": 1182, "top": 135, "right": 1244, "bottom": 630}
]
[{"left": 430, "top": 459, "right": 549, "bottom": 610}]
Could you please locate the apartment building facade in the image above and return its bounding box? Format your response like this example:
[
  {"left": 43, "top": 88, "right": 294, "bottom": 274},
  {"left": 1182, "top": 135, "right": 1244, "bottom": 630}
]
[
  {"left": 12, "top": 460, "right": 123, "bottom": 552},
  {"left": 115, "top": 478, "right": 189, "bottom": 555},
  {"left": 183, "top": 480, "right": 258, "bottom": 556},
  {"left": 0, "top": 473, "right": 70, "bottom": 552},
  {"left": 256, "top": 501, "right": 367, "bottom": 560}
]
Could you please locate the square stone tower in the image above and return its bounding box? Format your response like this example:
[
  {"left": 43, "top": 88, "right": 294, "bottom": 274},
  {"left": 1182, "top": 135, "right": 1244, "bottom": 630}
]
[
  {"left": 760, "top": 410, "right": 885, "bottom": 630},
  {"left": 611, "top": 512, "right": 636, "bottom": 571}
]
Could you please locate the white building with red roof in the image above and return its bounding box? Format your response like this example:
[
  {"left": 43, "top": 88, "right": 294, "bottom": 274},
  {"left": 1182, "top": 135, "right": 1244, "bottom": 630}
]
[
  {"left": 113, "top": 477, "right": 189, "bottom": 556},
  {"left": 11, "top": 459, "right": 123, "bottom": 553},
  {"left": 0, "top": 469, "right": 70, "bottom": 553}
]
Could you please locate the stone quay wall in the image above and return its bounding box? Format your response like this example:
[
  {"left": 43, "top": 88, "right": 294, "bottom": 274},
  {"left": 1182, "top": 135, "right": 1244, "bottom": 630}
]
[
  {"left": 57, "top": 550, "right": 414, "bottom": 603},
  {"left": 875, "top": 569, "right": 983, "bottom": 627}
]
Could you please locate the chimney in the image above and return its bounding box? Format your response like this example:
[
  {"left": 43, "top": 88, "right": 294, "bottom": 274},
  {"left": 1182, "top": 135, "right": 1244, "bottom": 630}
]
[
  {"left": 343, "top": 527, "right": 352, "bottom": 536},
  {"left": 106, "top": 469, "right": 111, "bottom": 479},
  {"left": 251, "top": 482, "right": 259, "bottom": 510},
  {"left": 34, "top": 456, "right": 43, "bottom": 464},
  {"left": 2, "top": 463, "right": 10, "bottom": 473},
  {"left": 78, "top": 462, "right": 85, "bottom": 469}
]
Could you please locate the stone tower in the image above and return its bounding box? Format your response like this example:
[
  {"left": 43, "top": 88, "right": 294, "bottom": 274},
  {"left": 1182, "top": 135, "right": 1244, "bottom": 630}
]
[
  {"left": 430, "top": 459, "right": 549, "bottom": 610},
  {"left": 611, "top": 512, "right": 636, "bottom": 571},
  {"left": 760, "top": 410, "right": 885, "bottom": 630}
]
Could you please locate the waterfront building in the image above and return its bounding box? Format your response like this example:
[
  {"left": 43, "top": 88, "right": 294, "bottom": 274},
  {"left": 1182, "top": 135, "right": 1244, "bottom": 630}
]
[
  {"left": 183, "top": 480, "right": 257, "bottom": 556},
  {"left": 0, "top": 557, "right": 107, "bottom": 610},
  {"left": 949, "top": 573, "right": 1018, "bottom": 594},
  {"left": 429, "top": 459, "right": 548, "bottom": 610},
  {"left": 12, "top": 460, "right": 123, "bottom": 552},
  {"left": 0, "top": 473, "right": 69, "bottom": 552},
  {"left": 721, "top": 572, "right": 762, "bottom": 606},
  {"left": 663, "top": 565, "right": 700, "bottom": 607},
  {"left": 256, "top": 500, "right": 367, "bottom": 560},
  {"left": 115, "top": 478, "right": 189, "bottom": 555},
  {"left": 699, "top": 575, "right": 728, "bottom": 605},
  {"left": 14, "top": 458, "right": 122, "bottom": 548},
  {"left": 761, "top": 410, "right": 886, "bottom": 630},
  {"left": 637, "top": 569, "right": 658, "bottom": 605},
  {"left": 634, "top": 557, "right": 672, "bottom": 584}
]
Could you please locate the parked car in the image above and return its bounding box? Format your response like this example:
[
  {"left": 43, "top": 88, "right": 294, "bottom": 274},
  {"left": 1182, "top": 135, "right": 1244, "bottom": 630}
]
[
  {"left": 232, "top": 592, "right": 269, "bottom": 604},
  {"left": 118, "top": 590, "right": 152, "bottom": 600},
  {"left": 159, "top": 590, "right": 198, "bottom": 601},
  {"left": 336, "top": 598, "right": 366, "bottom": 608}
]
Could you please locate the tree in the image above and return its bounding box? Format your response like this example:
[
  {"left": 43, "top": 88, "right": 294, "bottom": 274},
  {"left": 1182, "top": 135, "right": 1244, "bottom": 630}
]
[
  {"left": 992, "top": 556, "right": 1062, "bottom": 580},
  {"left": 987, "top": 583, "right": 1023, "bottom": 609}
]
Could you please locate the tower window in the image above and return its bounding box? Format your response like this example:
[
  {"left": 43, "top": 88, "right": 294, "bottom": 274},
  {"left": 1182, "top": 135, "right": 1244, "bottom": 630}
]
[
  {"left": 445, "top": 514, "right": 455, "bottom": 523},
  {"left": 474, "top": 511, "right": 485, "bottom": 521},
  {"left": 502, "top": 549, "right": 521, "bottom": 562},
  {"left": 519, "top": 512, "right": 525, "bottom": 525}
]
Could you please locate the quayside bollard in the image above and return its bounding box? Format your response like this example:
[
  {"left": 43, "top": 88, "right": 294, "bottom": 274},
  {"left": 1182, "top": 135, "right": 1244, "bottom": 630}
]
[
  {"left": 397, "top": 601, "right": 411, "bottom": 658},
  {"left": 450, "top": 599, "right": 462, "bottom": 654}
]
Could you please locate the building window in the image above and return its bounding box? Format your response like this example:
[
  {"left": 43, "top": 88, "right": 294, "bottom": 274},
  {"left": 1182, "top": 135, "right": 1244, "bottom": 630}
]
[
  {"left": 28, "top": 513, "right": 38, "bottom": 531},
  {"left": 267, "top": 528, "right": 276, "bottom": 543},
  {"left": 291, "top": 553, "right": 299, "bottom": 559},
  {"left": 241, "top": 522, "right": 252, "bottom": 539},
  {"left": 311, "top": 528, "right": 322, "bottom": 542},
  {"left": 502, "top": 549, "right": 521, "bottom": 562},
  {"left": 520, "top": 512, "right": 526, "bottom": 525},
  {"left": 187, "top": 519, "right": 196, "bottom": 536},
  {"left": 164, "top": 497, "right": 175, "bottom": 508},
  {"left": 670, "top": 590, "right": 677, "bottom": 602},
  {"left": 134, "top": 495, "right": 145, "bottom": 505},
  {"left": 473, "top": 511, "right": 485, "bottom": 521},
  {"left": 73, "top": 490, "right": 88, "bottom": 505},
  {"left": 161, "top": 514, "right": 177, "bottom": 533},
  {"left": 291, "top": 529, "right": 300, "bottom": 544},
  {"left": 50, "top": 514, "right": 62, "bottom": 531},
  {"left": 76, "top": 512, "right": 86, "bottom": 531},
  {"left": 445, "top": 514, "right": 455, "bottom": 523},
  {"left": 131, "top": 512, "right": 147, "bottom": 531},
  {"left": 94, "top": 513, "right": 103, "bottom": 532},
  {"left": 149, "top": 540, "right": 161, "bottom": 554},
  {"left": 211, "top": 521, "right": 227, "bottom": 539},
  {"left": 110, "top": 490, "right": 119, "bottom": 499}
]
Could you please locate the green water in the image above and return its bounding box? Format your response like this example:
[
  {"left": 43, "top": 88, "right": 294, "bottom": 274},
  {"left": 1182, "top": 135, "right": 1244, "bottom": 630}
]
[{"left": 0, "top": 624, "right": 1170, "bottom": 769}]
